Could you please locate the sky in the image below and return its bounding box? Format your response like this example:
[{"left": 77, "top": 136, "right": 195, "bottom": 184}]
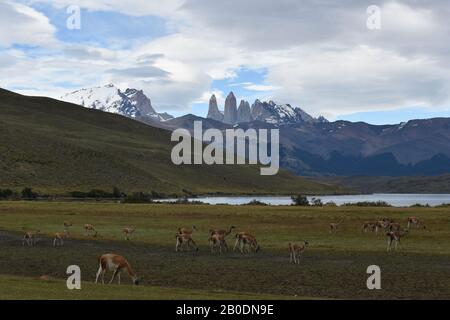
[{"left": 1, "top": 0, "right": 450, "bottom": 124}]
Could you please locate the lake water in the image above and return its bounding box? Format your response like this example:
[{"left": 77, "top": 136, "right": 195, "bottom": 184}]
[{"left": 157, "top": 194, "right": 450, "bottom": 207}]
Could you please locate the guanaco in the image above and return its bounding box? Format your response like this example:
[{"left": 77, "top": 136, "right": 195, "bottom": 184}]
[
  {"left": 53, "top": 231, "right": 68, "bottom": 246},
  {"left": 84, "top": 224, "right": 97, "bottom": 237},
  {"left": 236, "top": 233, "right": 259, "bottom": 253},
  {"left": 374, "top": 220, "right": 390, "bottom": 235},
  {"left": 22, "top": 230, "right": 40, "bottom": 246},
  {"left": 209, "top": 233, "right": 228, "bottom": 254},
  {"left": 175, "top": 233, "right": 199, "bottom": 252},
  {"left": 209, "top": 225, "right": 236, "bottom": 237},
  {"left": 407, "top": 217, "right": 423, "bottom": 229},
  {"left": 386, "top": 230, "right": 409, "bottom": 252},
  {"left": 289, "top": 240, "right": 309, "bottom": 264},
  {"left": 95, "top": 253, "right": 139, "bottom": 285},
  {"left": 329, "top": 220, "right": 342, "bottom": 233},
  {"left": 123, "top": 227, "right": 135, "bottom": 240},
  {"left": 233, "top": 231, "right": 248, "bottom": 251},
  {"left": 178, "top": 225, "right": 197, "bottom": 235}
]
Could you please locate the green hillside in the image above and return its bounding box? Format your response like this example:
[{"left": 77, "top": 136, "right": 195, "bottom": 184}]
[{"left": 0, "top": 88, "right": 338, "bottom": 195}]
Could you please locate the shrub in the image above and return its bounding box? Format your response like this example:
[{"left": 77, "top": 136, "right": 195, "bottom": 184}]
[
  {"left": 343, "top": 201, "right": 391, "bottom": 207},
  {"left": 311, "top": 197, "right": 323, "bottom": 206},
  {"left": 0, "top": 189, "right": 14, "bottom": 199},
  {"left": 123, "top": 192, "right": 153, "bottom": 203},
  {"left": 21, "top": 187, "right": 38, "bottom": 199},
  {"left": 245, "top": 199, "right": 268, "bottom": 206},
  {"left": 291, "top": 195, "right": 310, "bottom": 206}
]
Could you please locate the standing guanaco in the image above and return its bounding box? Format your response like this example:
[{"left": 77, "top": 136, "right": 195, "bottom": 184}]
[
  {"left": 123, "top": 227, "right": 135, "bottom": 240},
  {"left": 386, "top": 230, "right": 409, "bottom": 252},
  {"left": 53, "top": 231, "right": 68, "bottom": 246},
  {"left": 233, "top": 231, "right": 248, "bottom": 252},
  {"left": 95, "top": 253, "right": 139, "bottom": 285},
  {"left": 375, "top": 220, "right": 390, "bottom": 235},
  {"left": 175, "top": 233, "right": 199, "bottom": 252},
  {"left": 289, "top": 240, "right": 309, "bottom": 264},
  {"left": 209, "top": 225, "right": 235, "bottom": 237},
  {"left": 235, "top": 233, "right": 260, "bottom": 253},
  {"left": 407, "top": 217, "right": 423, "bottom": 229},
  {"left": 84, "top": 224, "right": 97, "bottom": 237},
  {"left": 209, "top": 233, "right": 228, "bottom": 254},
  {"left": 178, "top": 225, "right": 197, "bottom": 235},
  {"left": 22, "top": 230, "right": 40, "bottom": 246}
]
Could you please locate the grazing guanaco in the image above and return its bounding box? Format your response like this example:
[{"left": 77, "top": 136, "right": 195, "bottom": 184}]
[
  {"left": 362, "top": 222, "right": 376, "bottom": 233},
  {"left": 289, "top": 240, "right": 309, "bottom": 264},
  {"left": 407, "top": 217, "right": 423, "bottom": 229},
  {"left": 123, "top": 227, "right": 135, "bottom": 240},
  {"left": 178, "top": 225, "right": 197, "bottom": 235},
  {"left": 329, "top": 220, "right": 342, "bottom": 233},
  {"left": 22, "top": 230, "right": 40, "bottom": 246},
  {"left": 175, "top": 233, "right": 199, "bottom": 252},
  {"left": 386, "top": 230, "right": 409, "bottom": 252},
  {"left": 53, "top": 231, "right": 68, "bottom": 246},
  {"left": 84, "top": 224, "right": 97, "bottom": 237},
  {"left": 209, "top": 225, "right": 236, "bottom": 237},
  {"left": 209, "top": 233, "right": 228, "bottom": 254},
  {"left": 95, "top": 253, "right": 139, "bottom": 285},
  {"left": 236, "top": 233, "right": 260, "bottom": 253}
]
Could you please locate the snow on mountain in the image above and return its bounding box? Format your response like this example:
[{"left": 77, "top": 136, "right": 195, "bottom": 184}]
[
  {"left": 251, "top": 99, "right": 326, "bottom": 125},
  {"left": 206, "top": 92, "right": 326, "bottom": 125},
  {"left": 60, "top": 84, "right": 173, "bottom": 122}
]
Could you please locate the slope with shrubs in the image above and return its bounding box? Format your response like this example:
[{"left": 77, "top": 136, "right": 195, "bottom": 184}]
[{"left": 0, "top": 88, "right": 338, "bottom": 196}]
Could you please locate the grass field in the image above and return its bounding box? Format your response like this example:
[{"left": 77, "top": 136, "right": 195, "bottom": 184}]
[{"left": 0, "top": 201, "right": 449, "bottom": 300}]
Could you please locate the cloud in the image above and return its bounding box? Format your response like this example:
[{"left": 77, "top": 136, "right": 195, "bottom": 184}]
[
  {"left": 3, "top": 0, "right": 450, "bottom": 119},
  {"left": 34, "top": 0, "right": 185, "bottom": 17},
  {"left": 106, "top": 66, "right": 170, "bottom": 79},
  {"left": 0, "top": 1, "right": 56, "bottom": 47},
  {"left": 243, "top": 84, "right": 279, "bottom": 92}
]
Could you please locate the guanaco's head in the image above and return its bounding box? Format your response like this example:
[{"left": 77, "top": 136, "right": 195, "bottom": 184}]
[
  {"left": 132, "top": 277, "right": 139, "bottom": 285},
  {"left": 304, "top": 240, "right": 309, "bottom": 246}
]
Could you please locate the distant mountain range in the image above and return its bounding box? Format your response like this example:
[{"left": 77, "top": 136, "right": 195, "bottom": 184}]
[
  {"left": 0, "top": 87, "right": 335, "bottom": 195},
  {"left": 59, "top": 85, "right": 450, "bottom": 177},
  {"left": 207, "top": 92, "right": 327, "bottom": 125}
]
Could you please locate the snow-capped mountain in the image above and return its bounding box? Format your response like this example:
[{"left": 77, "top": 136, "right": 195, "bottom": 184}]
[
  {"left": 206, "top": 92, "right": 326, "bottom": 125},
  {"left": 251, "top": 99, "right": 325, "bottom": 125},
  {"left": 60, "top": 84, "right": 173, "bottom": 122}
]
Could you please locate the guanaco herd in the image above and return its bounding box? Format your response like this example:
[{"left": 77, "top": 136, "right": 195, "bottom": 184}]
[
  {"left": 333, "top": 216, "right": 425, "bottom": 251},
  {"left": 20, "top": 216, "right": 426, "bottom": 285}
]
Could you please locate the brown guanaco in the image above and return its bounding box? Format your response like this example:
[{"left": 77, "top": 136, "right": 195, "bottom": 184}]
[
  {"left": 175, "top": 233, "right": 199, "bottom": 252},
  {"left": 95, "top": 253, "right": 139, "bottom": 285},
  {"left": 289, "top": 240, "right": 309, "bottom": 264},
  {"left": 53, "top": 231, "right": 68, "bottom": 246}
]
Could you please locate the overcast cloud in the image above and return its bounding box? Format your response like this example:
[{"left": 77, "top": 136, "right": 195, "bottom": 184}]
[{"left": 1, "top": 0, "right": 450, "bottom": 120}]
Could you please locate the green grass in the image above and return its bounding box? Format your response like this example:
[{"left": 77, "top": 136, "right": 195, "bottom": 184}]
[
  {"left": 1, "top": 201, "right": 450, "bottom": 300},
  {"left": 0, "top": 275, "right": 296, "bottom": 300},
  {"left": 0, "top": 88, "right": 337, "bottom": 196}
]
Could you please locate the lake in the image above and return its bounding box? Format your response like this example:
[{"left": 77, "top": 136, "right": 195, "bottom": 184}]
[{"left": 157, "top": 194, "right": 450, "bottom": 207}]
